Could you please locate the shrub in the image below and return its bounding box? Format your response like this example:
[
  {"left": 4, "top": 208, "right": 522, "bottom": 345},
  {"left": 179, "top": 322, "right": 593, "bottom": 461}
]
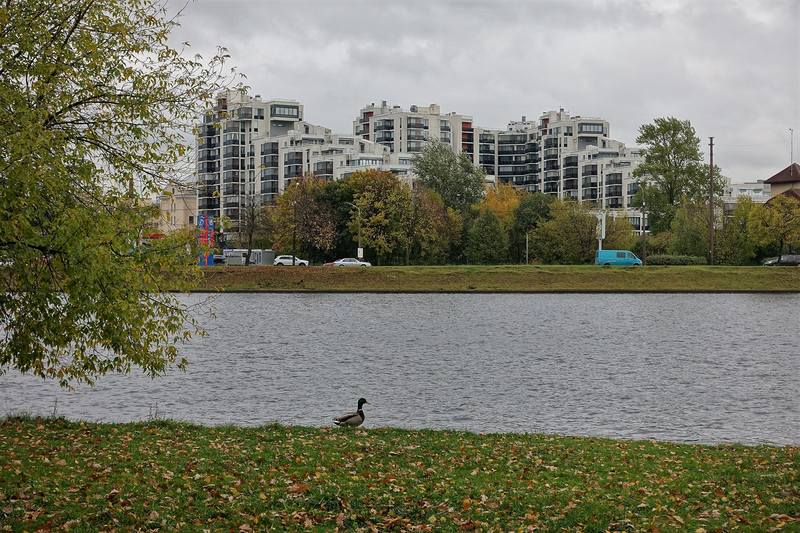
[{"left": 646, "top": 254, "right": 707, "bottom": 265}]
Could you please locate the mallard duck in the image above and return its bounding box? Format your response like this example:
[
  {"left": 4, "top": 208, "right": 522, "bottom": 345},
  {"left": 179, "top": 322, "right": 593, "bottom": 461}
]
[{"left": 333, "top": 398, "right": 368, "bottom": 427}]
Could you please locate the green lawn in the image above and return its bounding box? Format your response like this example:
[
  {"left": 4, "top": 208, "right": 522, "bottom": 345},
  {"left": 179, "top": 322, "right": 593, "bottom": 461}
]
[
  {"left": 194, "top": 264, "right": 800, "bottom": 292},
  {"left": 1, "top": 418, "right": 797, "bottom": 531}
]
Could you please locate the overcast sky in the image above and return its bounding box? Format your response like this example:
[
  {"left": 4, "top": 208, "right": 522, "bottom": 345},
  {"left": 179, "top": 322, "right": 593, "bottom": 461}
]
[{"left": 169, "top": 0, "right": 799, "bottom": 183}]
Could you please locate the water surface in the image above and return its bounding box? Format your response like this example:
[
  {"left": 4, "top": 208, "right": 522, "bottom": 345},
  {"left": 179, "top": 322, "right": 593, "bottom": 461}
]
[{"left": 2, "top": 293, "right": 798, "bottom": 445}]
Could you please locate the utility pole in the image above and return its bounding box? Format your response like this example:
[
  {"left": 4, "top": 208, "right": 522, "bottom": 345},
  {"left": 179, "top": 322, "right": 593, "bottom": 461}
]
[
  {"left": 791, "top": 128, "right": 795, "bottom": 164},
  {"left": 708, "top": 137, "right": 715, "bottom": 266}
]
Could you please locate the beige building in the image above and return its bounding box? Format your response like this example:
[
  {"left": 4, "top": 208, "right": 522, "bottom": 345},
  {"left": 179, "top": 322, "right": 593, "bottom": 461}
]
[
  {"left": 764, "top": 163, "right": 800, "bottom": 198},
  {"left": 157, "top": 185, "right": 197, "bottom": 233}
]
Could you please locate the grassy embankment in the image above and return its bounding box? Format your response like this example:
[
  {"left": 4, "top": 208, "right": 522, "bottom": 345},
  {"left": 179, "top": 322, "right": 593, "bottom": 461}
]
[
  {"left": 0, "top": 418, "right": 797, "bottom": 531},
  {"left": 195, "top": 264, "right": 800, "bottom": 292}
]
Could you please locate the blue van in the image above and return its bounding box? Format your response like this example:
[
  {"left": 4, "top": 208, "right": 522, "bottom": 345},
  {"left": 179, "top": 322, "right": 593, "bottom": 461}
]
[{"left": 595, "top": 249, "right": 642, "bottom": 266}]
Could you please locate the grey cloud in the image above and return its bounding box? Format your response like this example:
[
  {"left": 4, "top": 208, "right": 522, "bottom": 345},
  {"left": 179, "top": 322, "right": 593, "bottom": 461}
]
[{"left": 169, "top": 0, "right": 799, "bottom": 181}]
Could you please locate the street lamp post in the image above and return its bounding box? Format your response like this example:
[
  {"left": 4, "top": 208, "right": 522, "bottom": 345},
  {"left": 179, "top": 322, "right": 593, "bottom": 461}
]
[
  {"left": 291, "top": 199, "right": 297, "bottom": 266},
  {"left": 641, "top": 182, "right": 647, "bottom": 266},
  {"left": 525, "top": 231, "right": 529, "bottom": 264},
  {"left": 345, "top": 201, "right": 363, "bottom": 259}
]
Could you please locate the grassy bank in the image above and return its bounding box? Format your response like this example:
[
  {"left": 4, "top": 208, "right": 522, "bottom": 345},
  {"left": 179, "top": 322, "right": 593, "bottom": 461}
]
[
  {"left": 0, "top": 418, "right": 797, "bottom": 531},
  {"left": 195, "top": 264, "right": 800, "bottom": 292}
]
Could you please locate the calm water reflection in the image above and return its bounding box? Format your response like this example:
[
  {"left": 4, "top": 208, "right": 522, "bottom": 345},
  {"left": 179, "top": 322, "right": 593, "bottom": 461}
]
[{"left": 2, "top": 293, "right": 798, "bottom": 445}]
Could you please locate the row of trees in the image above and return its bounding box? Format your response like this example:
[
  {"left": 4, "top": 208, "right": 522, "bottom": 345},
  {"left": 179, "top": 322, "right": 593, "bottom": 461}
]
[
  {"left": 236, "top": 140, "right": 637, "bottom": 265},
  {"left": 641, "top": 195, "right": 800, "bottom": 265}
]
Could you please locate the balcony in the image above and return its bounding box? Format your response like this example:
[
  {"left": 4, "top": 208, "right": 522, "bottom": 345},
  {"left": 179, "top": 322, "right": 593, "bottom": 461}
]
[
  {"left": 197, "top": 162, "right": 219, "bottom": 173},
  {"left": 407, "top": 133, "right": 428, "bottom": 141},
  {"left": 285, "top": 166, "right": 303, "bottom": 178},
  {"left": 199, "top": 125, "right": 217, "bottom": 137},
  {"left": 284, "top": 155, "right": 303, "bottom": 165},
  {"left": 198, "top": 137, "right": 219, "bottom": 149},
  {"left": 223, "top": 121, "right": 242, "bottom": 134},
  {"left": 407, "top": 120, "right": 429, "bottom": 129},
  {"left": 260, "top": 180, "right": 278, "bottom": 194},
  {"left": 582, "top": 189, "right": 598, "bottom": 200},
  {"left": 498, "top": 135, "right": 527, "bottom": 145},
  {"left": 197, "top": 173, "right": 219, "bottom": 185},
  {"left": 543, "top": 137, "right": 559, "bottom": 149},
  {"left": 222, "top": 171, "right": 240, "bottom": 183},
  {"left": 543, "top": 148, "right": 559, "bottom": 158},
  {"left": 498, "top": 155, "right": 527, "bottom": 165},
  {"left": 198, "top": 198, "right": 220, "bottom": 210},
  {"left": 261, "top": 168, "right": 278, "bottom": 179},
  {"left": 222, "top": 159, "right": 240, "bottom": 171},
  {"left": 375, "top": 133, "right": 394, "bottom": 142},
  {"left": 314, "top": 162, "right": 334, "bottom": 175},
  {"left": 197, "top": 186, "right": 218, "bottom": 198},
  {"left": 261, "top": 155, "right": 279, "bottom": 167},
  {"left": 498, "top": 146, "right": 528, "bottom": 155},
  {"left": 544, "top": 170, "right": 560, "bottom": 181},
  {"left": 374, "top": 121, "right": 394, "bottom": 132},
  {"left": 563, "top": 179, "right": 578, "bottom": 191}
]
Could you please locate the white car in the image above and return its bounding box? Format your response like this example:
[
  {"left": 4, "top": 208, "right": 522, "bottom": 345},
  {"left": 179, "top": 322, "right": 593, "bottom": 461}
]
[
  {"left": 325, "top": 257, "right": 372, "bottom": 267},
  {"left": 274, "top": 255, "right": 309, "bottom": 266}
]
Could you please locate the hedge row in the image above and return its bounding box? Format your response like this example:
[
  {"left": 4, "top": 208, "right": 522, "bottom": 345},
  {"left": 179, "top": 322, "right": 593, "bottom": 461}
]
[{"left": 646, "top": 254, "right": 707, "bottom": 265}]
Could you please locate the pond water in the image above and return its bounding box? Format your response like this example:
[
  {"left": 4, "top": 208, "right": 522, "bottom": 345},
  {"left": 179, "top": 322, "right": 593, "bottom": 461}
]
[{"left": 2, "top": 293, "right": 798, "bottom": 445}]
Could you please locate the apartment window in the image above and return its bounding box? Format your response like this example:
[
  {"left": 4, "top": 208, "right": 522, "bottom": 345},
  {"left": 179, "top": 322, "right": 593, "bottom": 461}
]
[
  {"left": 270, "top": 105, "right": 299, "bottom": 118},
  {"left": 578, "top": 123, "right": 604, "bottom": 134},
  {"left": 189, "top": 216, "right": 194, "bottom": 225}
]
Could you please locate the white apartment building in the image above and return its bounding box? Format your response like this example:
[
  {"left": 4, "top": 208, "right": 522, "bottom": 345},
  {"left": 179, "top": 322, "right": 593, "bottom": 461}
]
[
  {"left": 354, "top": 101, "right": 474, "bottom": 155},
  {"left": 197, "top": 91, "right": 409, "bottom": 233},
  {"left": 721, "top": 179, "right": 772, "bottom": 215},
  {"left": 466, "top": 109, "right": 646, "bottom": 230}
]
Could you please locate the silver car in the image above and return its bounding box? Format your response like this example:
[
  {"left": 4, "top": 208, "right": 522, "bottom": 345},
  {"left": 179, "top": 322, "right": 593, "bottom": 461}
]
[
  {"left": 274, "top": 255, "right": 309, "bottom": 266},
  {"left": 326, "top": 258, "right": 371, "bottom": 267}
]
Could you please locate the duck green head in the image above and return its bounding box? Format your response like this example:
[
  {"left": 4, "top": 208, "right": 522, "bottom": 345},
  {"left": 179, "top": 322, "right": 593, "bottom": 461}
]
[{"left": 358, "top": 398, "right": 368, "bottom": 409}]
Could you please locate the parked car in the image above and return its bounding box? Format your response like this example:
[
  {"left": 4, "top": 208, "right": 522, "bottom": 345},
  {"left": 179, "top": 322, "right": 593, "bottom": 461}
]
[
  {"left": 595, "top": 249, "right": 642, "bottom": 266},
  {"left": 762, "top": 255, "right": 800, "bottom": 266},
  {"left": 274, "top": 255, "right": 309, "bottom": 266},
  {"left": 324, "top": 258, "right": 372, "bottom": 267}
]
